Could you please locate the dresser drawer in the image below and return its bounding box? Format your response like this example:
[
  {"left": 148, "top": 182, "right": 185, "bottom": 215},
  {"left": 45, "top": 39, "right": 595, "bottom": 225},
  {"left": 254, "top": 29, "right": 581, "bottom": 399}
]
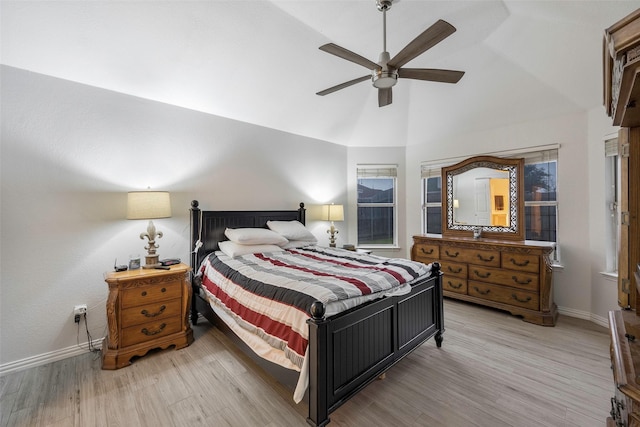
[
  {"left": 443, "top": 277, "right": 467, "bottom": 294},
  {"left": 440, "top": 247, "right": 500, "bottom": 267},
  {"left": 121, "top": 316, "right": 182, "bottom": 347},
  {"left": 121, "top": 281, "right": 182, "bottom": 308},
  {"left": 468, "top": 265, "right": 539, "bottom": 291},
  {"left": 468, "top": 281, "right": 539, "bottom": 310},
  {"left": 121, "top": 298, "right": 182, "bottom": 327},
  {"left": 501, "top": 253, "right": 540, "bottom": 273},
  {"left": 441, "top": 261, "right": 467, "bottom": 279},
  {"left": 413, "top": 243, "right": 439, "bottom": 263}
]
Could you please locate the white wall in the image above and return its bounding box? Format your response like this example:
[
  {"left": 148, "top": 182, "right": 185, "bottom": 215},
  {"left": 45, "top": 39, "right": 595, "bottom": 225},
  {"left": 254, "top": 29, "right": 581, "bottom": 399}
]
[
  {"left": 405, "top": 110, "right": 621, "bottom": 324},
  {"left": 0, "top": 66, "right": 347, "bottom": 371}
]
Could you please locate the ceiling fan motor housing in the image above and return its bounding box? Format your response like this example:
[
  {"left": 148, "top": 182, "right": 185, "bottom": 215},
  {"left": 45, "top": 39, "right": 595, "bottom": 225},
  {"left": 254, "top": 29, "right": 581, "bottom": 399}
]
[{"left": 372, "top": 51, "right": 398, "bottom": 88}]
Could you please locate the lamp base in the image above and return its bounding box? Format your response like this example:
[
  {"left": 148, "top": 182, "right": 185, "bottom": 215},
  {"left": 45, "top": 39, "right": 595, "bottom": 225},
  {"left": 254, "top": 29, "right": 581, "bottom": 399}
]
[{"left": 143, "top": 254, "right": 161, "bottom": 269}]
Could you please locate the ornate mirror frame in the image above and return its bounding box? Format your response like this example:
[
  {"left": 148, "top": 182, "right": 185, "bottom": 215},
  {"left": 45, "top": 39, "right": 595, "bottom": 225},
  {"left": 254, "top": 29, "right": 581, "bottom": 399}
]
[{"left": 442, "top": 155, "right": 525, "bottom": 241}]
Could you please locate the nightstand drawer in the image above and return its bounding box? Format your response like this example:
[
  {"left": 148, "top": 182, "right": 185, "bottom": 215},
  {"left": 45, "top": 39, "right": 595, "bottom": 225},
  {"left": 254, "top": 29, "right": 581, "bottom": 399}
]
[
  {"left": 121, "top": 317, "right": 182, "bottom": 347},
  {"left": 121, "top": 298, "right": 182, "bottom": 327},
  {"left": 121, "top": 281, "right": 182, "bottom": 308}
]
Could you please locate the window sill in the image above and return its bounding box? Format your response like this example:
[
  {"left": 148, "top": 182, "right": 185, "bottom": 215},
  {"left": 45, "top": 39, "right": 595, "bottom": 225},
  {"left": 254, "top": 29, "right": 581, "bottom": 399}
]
[{"left": 600, "top": 271, "right": 618, "bottom": 282}]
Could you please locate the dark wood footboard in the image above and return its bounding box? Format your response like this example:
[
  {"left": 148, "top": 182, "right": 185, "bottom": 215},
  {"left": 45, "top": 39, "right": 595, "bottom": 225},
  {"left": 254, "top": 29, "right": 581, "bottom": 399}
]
[{"left": 306, "top": 263, "right": 443, "bottom": 426}]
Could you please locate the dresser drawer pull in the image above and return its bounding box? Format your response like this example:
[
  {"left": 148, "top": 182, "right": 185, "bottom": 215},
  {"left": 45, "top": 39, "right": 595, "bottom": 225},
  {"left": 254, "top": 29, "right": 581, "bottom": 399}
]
[
  {"left": 509, "top": 258, "right": 530, "bottom": 267},
  {"left": 473, "top": 270, "right": 491, "bottom": 279},
  {"left": 445, "top": 250, "right": 459, "bottom": 258},
  {"left": 420, "top": 248, "right": 434, "bottom": 255},
  {"left": 141, "top": 323, "right": 167, "bottom": 336},
  {"left": 141, "top": 291, "right": 147, "bottom": 297},
  {"left": 447, "top": 281, "right": 462, "bottom": 289},
  {"left": 473, "top": 286, "right": 490, "bottom": 295},
  {"left": 161, "top": 288, "right": 167, "bottom": 293},
  {"left": 511, "top": 294, "right": 532, "bottom": 303},
  {"left": 511, "top": 276, "right": 532, "bottom": 285},
  {"left": 141, "top": 305, "right": 166, "bottom": 318},
  {"left": 447, "top": 266, "right": 462, "bottom": 274},
  {"left": 476, "top": 254, "right": 495, "bottom": 263}
]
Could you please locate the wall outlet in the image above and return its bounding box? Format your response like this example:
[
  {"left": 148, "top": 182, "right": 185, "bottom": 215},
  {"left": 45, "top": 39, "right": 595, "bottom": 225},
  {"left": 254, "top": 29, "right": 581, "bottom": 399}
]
[{"left": 74, "top": 304, "right": 87, "bottom": 323}]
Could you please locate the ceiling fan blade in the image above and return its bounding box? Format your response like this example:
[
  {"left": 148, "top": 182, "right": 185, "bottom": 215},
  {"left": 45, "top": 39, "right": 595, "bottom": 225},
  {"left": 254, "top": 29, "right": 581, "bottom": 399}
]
[
  {"left": 398, "top": 68, "right": 465, "bottom": 83},
  {"left": 388, "top": 20, "right": 456, "bottom": 69},
  {"left": 378, "top": 87, "right": 392, "bottom": 107},
  {"left": 316, "top": 75, "right": 371, "bottom": 96},
  {"left": 319, "top": 43, "right": 380, "bottom": 70}
]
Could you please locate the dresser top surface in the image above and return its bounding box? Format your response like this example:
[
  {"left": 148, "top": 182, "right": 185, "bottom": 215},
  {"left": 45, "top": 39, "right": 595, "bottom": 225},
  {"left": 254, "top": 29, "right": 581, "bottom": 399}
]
[{"left": 413, "top": 234, "right": 556, "bottom": 250}]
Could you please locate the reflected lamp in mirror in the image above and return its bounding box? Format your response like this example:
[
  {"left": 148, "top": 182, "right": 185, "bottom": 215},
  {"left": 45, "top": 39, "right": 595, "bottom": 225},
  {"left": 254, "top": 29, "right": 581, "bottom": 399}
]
[
  {"left": 127, "top": 191, "right": 172, "bottom": 268},
  {"left": 321, "top": 204, "right": 344, "bottom": 247}
]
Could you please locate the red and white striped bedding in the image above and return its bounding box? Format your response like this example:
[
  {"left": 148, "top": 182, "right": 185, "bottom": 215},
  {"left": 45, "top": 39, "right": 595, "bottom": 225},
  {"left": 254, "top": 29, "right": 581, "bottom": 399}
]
[{"left": 197, "top": 245, "right": 432, "bottom": 401}]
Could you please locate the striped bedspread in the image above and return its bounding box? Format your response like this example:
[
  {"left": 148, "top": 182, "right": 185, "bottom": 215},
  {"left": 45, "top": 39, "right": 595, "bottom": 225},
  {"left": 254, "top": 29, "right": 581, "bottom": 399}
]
[{"left": 198, "top": 246, "right": 432, "bottom": 372}]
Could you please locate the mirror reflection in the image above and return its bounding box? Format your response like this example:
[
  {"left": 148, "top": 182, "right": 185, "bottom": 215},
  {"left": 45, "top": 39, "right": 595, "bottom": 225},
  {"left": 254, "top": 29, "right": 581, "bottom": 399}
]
[{"left": 452, "top": 168, "right": 510, "bottom": 227}]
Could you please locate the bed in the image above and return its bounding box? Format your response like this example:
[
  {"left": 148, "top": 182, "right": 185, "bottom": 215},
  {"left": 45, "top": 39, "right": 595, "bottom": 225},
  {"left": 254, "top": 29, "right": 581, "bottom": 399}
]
[{"left": 189, "top": 200, "right": 444, "bottom": 426}]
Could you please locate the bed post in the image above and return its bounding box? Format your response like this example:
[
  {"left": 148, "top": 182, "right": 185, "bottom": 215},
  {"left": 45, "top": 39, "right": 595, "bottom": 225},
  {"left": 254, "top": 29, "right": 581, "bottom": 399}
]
[
  {"left": 432, "top": 262, "right": 444, "bottom": 347},
  {"left": 298, "top": 202, "right": 306, "bottom": 224},
  {"left": 190, "top": 200, "right": 201, "bottom": 325},
  {"left": 306, "top": 301, "right": 330, "bottom": 427}
]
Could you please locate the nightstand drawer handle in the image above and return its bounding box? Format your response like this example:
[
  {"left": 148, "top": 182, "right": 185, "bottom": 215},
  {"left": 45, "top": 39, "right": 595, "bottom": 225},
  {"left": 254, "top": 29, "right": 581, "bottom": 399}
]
[
  {"left": 141, "top": 305, "right": 166, "bottom": 318},
  {"left": 447, "top": 281, "right": 462, "bottom": 289},
  {"left": 511, "top": 294, "right": 532, "bottom": 303},
  {"left": 445, "top": 250, "right": 459, "bottom": 258},
  {"left": 473, "top": 270, "right": 491, "bottom": 279},
  {"left": 511, "top": 276, "right": 532, "bottom": 285},
  {"left": 420, "top": 248, "right": 434, "bottom": 255},
  {"left": 141, "top": 323, "right": 166, "bottom": 336},
  {"left": 447, "top": 266, "right": 462, "bottom": 274},
  {"left": 509, "top": 258, "right": 530, "bottom": 267},
  {"left": 476, "top": 254, "right": 494, "bottom": 263}
]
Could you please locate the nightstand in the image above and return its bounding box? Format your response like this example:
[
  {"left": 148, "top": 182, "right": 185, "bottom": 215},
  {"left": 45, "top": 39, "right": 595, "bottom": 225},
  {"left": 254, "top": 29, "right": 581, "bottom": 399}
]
[{"left": 102, "top": 263, "right": 193, "bottom": 369}]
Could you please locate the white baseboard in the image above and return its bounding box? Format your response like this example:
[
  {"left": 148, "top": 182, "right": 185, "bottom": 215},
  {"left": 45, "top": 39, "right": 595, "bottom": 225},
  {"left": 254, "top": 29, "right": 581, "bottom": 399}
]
[
  {"left": 557, "top": 306, "right": 608, "bottom": 328},
  {"left": 0, "top": 338, "right": 103, "bottom": 377}
]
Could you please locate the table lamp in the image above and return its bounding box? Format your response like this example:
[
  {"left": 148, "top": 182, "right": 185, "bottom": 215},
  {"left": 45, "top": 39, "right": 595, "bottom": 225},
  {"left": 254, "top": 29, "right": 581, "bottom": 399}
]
[
  {"left": 322, "top": 204, "right": 344, "bottom": 247},
  {"left": 127, "top": 191, "right": 171, "bottom": 268}
]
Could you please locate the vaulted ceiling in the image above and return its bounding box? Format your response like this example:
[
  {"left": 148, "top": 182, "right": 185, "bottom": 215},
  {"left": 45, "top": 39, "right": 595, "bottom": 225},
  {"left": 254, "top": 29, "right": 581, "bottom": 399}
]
[{"left": 2, "top": 1, "right": 638, "bottom": 147}]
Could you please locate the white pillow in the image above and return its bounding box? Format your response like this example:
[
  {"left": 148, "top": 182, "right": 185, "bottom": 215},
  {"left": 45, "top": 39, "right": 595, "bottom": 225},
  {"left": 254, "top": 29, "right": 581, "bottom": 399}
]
[
  {"left": 224, "top": 227, "right": 288, "bottom": 246},
  {"left": 281, "top": 240, "right": 316, "bottom": 249},
  {"left": 218, "top": 241, "right": 285, "bottom": 258},
  {"left": 267, "top": 220, "right": 317, "bottom": 243}
]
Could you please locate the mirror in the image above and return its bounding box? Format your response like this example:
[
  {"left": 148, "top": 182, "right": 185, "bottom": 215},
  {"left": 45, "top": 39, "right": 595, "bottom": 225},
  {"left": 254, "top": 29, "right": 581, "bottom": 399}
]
[{"left": 442, "top": 155, "right": 524, "bottom": 240}]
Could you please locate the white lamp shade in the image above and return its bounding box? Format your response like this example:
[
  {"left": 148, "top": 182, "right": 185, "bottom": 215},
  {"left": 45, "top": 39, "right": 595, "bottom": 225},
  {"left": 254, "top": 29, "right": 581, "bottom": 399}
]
[
  {"left": 127, "top": 191, "right": 172, "bottom": 220},
  {"left": 321, "top": 204, "right": 344, "bottom": 222}
]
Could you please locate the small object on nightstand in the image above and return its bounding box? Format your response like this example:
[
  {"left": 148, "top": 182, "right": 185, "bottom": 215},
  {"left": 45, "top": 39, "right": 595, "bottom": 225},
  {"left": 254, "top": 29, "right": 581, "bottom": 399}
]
[{"left": 342, "top": 244, "right": 355, "bottom": 251}]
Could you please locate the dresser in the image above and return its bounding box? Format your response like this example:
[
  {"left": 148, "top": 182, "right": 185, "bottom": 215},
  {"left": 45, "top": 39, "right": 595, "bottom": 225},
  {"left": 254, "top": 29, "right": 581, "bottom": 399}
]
[
  {"left": 412, "top": 235, "right": 556, "bottom": 326},
  {"left": 102, "top": 263, "right": 194, "bottom": 369}
]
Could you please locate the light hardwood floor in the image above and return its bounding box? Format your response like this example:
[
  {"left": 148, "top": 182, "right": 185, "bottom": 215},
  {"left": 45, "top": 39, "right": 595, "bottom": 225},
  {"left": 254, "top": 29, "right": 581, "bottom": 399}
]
[{"left": 0, "top": 300, "right": 613, "bottom": 427}]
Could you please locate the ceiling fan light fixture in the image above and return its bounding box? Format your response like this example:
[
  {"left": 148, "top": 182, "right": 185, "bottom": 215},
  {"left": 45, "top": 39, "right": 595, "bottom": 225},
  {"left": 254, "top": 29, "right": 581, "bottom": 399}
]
[{"left": 372, "top": 70, "right": 398, "bottom": 88}]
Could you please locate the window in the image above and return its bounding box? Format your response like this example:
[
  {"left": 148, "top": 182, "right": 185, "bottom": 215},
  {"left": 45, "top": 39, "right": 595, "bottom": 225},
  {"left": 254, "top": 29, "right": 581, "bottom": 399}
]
[
  {"left": 421, "top": 148, "right": 559, "bottom": 249},
  {"left": 604, "top": 137, "right": 620, "bottom": 274},
  {"left": 357, "top": 165, "right": 397, "bottom": 247},
  {"left": 522, "top": 149, "right": 558, "bottom": 243}
]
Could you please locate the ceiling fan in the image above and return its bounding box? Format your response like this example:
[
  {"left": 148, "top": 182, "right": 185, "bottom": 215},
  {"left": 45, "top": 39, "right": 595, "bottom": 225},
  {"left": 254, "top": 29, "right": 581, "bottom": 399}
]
[{"left": 316, "top": 0, "right": 465, "bottom": 107}]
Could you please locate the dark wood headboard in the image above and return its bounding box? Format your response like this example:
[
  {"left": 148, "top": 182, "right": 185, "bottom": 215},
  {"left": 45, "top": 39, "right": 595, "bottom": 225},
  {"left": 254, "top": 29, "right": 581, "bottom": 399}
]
[{"left": 189, "top": 200, "right": 306, "bottom": 272}]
